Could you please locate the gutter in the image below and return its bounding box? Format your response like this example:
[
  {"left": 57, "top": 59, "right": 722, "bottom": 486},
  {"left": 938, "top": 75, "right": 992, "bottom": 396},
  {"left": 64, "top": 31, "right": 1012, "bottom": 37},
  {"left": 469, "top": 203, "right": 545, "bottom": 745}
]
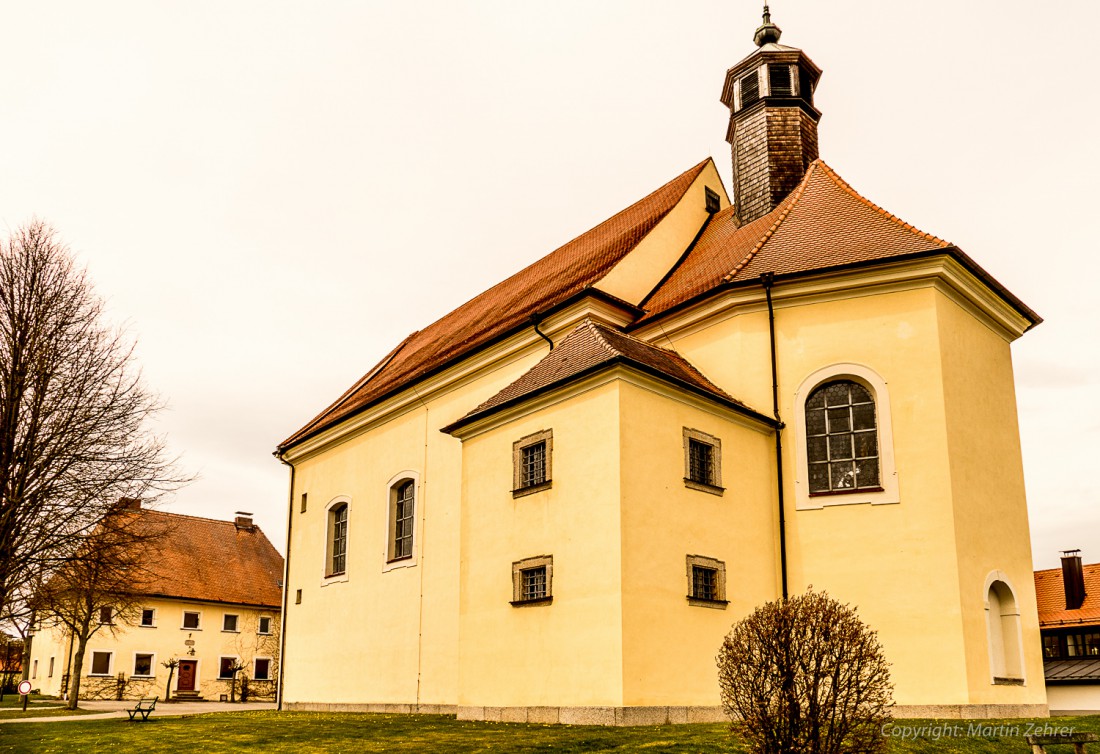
[
  {"left": 761, "top": 273, "right": 788, "bottom": 601},
  {"left": 274, "top": 454, "right": 295, "bottom": 711}
]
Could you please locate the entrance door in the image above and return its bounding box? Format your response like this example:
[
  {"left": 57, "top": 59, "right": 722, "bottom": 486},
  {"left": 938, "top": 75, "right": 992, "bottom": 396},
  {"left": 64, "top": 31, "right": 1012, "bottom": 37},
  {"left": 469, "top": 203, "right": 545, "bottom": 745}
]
[{"left": 177, "top": 660, "right": 197, "bottom": 691}]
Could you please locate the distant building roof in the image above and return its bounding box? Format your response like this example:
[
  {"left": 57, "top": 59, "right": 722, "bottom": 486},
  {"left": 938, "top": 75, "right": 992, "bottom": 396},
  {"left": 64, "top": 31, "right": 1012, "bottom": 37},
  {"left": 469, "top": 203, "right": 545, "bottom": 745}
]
[
  {"left": 1035, "top": 562, "right": 1100, "bottom": 629},
  {"left": 442, "top": 319, "right": 772, "bottom": 434},
  {"left": 129, "top": 509, "right": 283, "bottom": 609},
  {"left": 1044, "top": 659, "right": 1100, "bottom": 685}
]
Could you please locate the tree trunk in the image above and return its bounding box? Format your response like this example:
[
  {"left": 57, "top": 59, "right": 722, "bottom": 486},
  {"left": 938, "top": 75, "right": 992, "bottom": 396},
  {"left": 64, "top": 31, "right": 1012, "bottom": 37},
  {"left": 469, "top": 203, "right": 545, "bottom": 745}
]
[
  {"left": 164, "top": 667, "right": 174, "bottom": 702},
  {"left": 67, "top": 634, "right": 89, "bottom": 710}
]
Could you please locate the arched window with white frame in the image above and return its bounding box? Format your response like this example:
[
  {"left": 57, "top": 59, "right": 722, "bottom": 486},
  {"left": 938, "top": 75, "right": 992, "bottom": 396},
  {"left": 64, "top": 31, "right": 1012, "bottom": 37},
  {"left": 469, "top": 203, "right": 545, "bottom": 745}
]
[
  {"left": 323, "top": 497, "right": 351, "bottom": 580},
  {"left": 793, "top": 364, "right": 899, "bottom": 510}
]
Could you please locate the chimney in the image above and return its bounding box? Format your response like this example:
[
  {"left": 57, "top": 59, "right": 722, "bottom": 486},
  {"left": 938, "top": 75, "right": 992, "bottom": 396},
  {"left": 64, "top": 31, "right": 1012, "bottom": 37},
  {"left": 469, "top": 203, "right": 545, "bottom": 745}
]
[
  {"left": 234, "top": 511, "right": 254, "bottom": 532},
  {"left": 720, "top": 5, "right": 822, "bottom": 224},
  {"left": 117, "top": 497, "right": 141, "bottom": 510},
  {"left": 1061, "top": 549, "right": 1086, "bottom": 610}
]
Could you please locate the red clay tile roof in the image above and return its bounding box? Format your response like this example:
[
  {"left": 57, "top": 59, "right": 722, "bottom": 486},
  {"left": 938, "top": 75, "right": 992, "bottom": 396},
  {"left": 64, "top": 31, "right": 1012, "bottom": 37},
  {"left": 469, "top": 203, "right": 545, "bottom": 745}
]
[
  {"left": 639, "top": 159, "right": 1039, "bottom": 326},
  {"left": 640, "top": 159, "right": 951, "bottom": 316},
  {"left": 280, "top": 159, "right": 713, "bottom": 451},
  {"left": 129, "top": 509, "right": 284, "bottom": 609},
  {"left": 442, "top": 319, "right": 771, "bottom": 433},
  {"left": 1036, "top": 563, "right": 1100, "bottom": 628}
]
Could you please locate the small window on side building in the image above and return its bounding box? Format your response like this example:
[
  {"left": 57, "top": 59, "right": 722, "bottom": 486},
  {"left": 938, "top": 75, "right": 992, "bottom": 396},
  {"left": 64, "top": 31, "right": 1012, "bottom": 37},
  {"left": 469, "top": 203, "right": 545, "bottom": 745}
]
[
  {"left": 254, "top": 658, "right": 271, "bottom": 681},
  {"left": 512, "top": 430, "right": 553, "bottom": 497},
  {"left": 140, "top": 608, "right": 155, "bottom": 627},
  {"left": 683, "top": 428, "right": 723, "bottom": 494},
  {"left": 134, "top": 653, "right": 154, "bottom": 677},
  {"left": 223, "top": 614, "right": 239, "bottom": 632},
  {"left": 686, "top": 555, "right": 727, "bottom": 608},
  {"left": 511, "top": 555, "right": 553, "bottom": 606},
  {"left": 90, "top": 651, "right": 112, "bottom": 676},
  {"left": 182, "top": 611, "right": 201, "bottom": 630},
  {"left": 258, "top": 616, "right": 272, "bottom": 635},
  {"left": 218, "top": 657, "right": 238, "bottom": 680},
  {"left": 98, "top": 606, "right": 113, "bottom": 624}
]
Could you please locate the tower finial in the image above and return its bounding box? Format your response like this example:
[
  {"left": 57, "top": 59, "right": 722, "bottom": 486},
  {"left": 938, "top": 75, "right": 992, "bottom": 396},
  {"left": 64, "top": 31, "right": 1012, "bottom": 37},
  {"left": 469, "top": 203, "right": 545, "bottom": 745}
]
[{"left": 754, "top": 4, "right": 782, "bottom": 47}]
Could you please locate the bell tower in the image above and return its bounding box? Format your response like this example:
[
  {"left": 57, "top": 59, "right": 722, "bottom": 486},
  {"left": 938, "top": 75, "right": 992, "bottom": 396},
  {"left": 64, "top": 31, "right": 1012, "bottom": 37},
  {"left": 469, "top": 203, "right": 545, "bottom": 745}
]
[{"left": 720, "top": 6, "right": 823, "bottom": 224}]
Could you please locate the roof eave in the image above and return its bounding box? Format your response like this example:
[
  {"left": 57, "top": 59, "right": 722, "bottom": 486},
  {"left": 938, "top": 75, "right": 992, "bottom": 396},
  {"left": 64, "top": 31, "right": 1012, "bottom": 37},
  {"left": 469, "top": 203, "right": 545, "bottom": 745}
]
[{"left": 441, "top": 354, "right": 776, "bottom": 436}]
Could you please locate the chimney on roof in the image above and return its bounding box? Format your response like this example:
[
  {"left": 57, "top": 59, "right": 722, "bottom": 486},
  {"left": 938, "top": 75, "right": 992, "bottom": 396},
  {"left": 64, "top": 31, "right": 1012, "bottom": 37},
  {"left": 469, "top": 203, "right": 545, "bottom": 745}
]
[
  {"left": 1062, "top": 549, "right": 1086, "bottom": 610},
  {"left": 720, "top": 5, "right": 822, "bottom": 224},
  {"left": 234, "top": 511, "right": 254, "bottom": 532},
  {"left": 117, "top": 497, "right": 141, "bottom": 510}
]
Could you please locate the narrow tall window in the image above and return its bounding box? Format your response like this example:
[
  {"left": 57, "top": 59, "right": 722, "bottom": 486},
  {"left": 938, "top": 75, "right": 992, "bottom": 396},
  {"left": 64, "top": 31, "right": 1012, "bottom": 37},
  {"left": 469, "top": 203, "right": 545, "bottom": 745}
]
[
  {"left": 688, "top": 439, "right": 714, "bottom": 485},
  {"left": 768, "top": 64, "right": 793, "bottom": 96},
  {"left": 521, "top": 442, "right": 546, "bottom": 488},
  {"left": 329, "top": 503, "right": 348, "bottom": 575},
  {"left": 683, "top": 428, "right": 723, "bottom": 494},
  {"left": 389, "top": 481, "right": 415, "bottom": 561},
  {"left": 805, "top": 380, "right": 880, "bottom": 494},
  {"left": 739, "top": 70, "right": 760, "bottom": 109},
  {"left": 987, "top": 579, "right": 1024, "bottom": 683}
]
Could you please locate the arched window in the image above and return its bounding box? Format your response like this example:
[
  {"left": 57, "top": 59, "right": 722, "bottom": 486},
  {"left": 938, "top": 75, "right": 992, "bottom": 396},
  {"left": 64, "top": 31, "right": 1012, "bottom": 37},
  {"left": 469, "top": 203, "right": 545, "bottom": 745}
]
[
  {"left": 327, "top": 502, "right": 348, "bottom": 576},
  {"left": 986, "top": 578, "right": 1024, "bottom": 683},
  {"left": 805, "top": 380, "right": 880, "bottom": 495},
  {"left": 389, "top": 480, "right": 415, "bottom": 562}
]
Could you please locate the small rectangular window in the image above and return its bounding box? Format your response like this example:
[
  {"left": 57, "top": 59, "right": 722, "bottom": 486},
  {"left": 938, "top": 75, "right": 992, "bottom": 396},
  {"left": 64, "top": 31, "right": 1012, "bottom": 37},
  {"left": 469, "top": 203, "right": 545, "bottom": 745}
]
[
  {"left": 301, "top": 492, "right": 308, "bottom": 513},
  {"left": 686, "top": 555, "right": 727, "bottom": 607},
  {"left": 513, "top": 430, "right": 553, "bottom": 496},
  {"left": 140, "top": 608, "right": 155, "bottom": 627},
  {"left": 90, "top": 651, "right": 112, "bottom": 676},
  {"left": 134, "top": 653, "right": 154, "bottom": 677},
  {"left": 31, "top": 659, "right": 37, "bottom": 679},
  {"left": 258, "top": 616, "right": 272, "bottom": 635},
  {"left": 182, "top": 611, "right": 201, "bottom": 630},
  {"left": 218, "top": 657, "right": 238, "bottom": 680},
  {"left": 223, "top": 614, "right": 239, "bottom": 632},
  {"left": 48, "top": 657, "right": 54, "bottom": 678},
  {"left": 254, "top": 658, "right": 271, "bottom": 681},
  {"left": 1043, "top": 635, "right": 1061, "bottom": 659},
  {"left": 511, "top": 555, "right": 553, "bottom": 606},
  {"left": 295, "top": 589, "right": 302, "bottom": 605},
  {"left": 99, "top": 606, "right": 113, "bottom": 624},
  {"left": 683, "top": 428, "right": 723, "bottom": 493}
]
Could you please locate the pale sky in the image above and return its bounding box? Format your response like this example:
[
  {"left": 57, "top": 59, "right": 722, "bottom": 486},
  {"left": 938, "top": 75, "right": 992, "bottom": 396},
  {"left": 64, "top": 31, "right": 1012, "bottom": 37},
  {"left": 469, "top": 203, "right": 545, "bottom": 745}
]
[{"left": 1, "top": 1, "right": 1095, "bottom": 570}]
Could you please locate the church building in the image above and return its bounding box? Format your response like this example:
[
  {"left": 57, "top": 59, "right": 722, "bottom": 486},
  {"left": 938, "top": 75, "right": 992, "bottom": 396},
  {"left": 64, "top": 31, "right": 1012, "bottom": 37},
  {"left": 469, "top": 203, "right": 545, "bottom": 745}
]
[{"left": 276, "top": 9, "right": 1046, "bottom": 722}]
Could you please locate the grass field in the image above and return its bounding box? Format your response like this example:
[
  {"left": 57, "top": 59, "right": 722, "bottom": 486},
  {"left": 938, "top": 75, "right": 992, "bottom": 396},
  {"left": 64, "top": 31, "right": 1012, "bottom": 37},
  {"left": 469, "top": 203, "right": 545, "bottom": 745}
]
[{"left": 1, "top": 712, "right": 1097, "bottom": 753}]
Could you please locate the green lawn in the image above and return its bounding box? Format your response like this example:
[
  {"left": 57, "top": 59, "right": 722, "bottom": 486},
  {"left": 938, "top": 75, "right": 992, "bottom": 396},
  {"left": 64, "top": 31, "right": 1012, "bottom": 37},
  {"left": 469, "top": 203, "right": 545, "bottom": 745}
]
[{"left": 1, "top": 712, "right": 1098, "bottom": 754}]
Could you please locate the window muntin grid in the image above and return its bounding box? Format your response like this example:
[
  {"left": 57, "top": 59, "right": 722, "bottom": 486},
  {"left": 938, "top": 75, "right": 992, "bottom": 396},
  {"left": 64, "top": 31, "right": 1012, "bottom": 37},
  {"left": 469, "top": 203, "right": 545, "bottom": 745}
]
[
  {"left": 806, "top": 380, "right": 880, "bottom": 494},
  {"left": 330, "top": 504, "right": 348, "bottom": 574},
  {"left": 688, "top": 439, "right": 715, "bottom": 486},
  {"left": 521, "top": 566, "right": 547, "bottom": 601},
  {"left": 520, "top": 441, "right": 546, "bottom": 488},
  {"left": 692, "top": 566, "right": 718, "bottom": 601},
  {"left": 393, "top": 481, "right": 414, "bottom": 560}
]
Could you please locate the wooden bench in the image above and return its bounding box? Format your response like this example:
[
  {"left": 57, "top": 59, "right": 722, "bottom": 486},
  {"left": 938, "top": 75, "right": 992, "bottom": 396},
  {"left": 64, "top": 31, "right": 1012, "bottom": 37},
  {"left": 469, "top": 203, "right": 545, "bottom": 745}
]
[
  {"left": 1026, "top": 732, "right": 1099, "bottom": 753},
  {"left": 126, "top": 696, "right": 157, "bottom": 721}
]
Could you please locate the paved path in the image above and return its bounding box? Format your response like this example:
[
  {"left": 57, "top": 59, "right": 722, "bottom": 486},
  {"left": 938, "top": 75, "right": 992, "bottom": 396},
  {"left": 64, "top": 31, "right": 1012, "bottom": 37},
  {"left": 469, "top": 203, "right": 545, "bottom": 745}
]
[{"left": 0, "top": 699, "right": 275, "bottom": 724}]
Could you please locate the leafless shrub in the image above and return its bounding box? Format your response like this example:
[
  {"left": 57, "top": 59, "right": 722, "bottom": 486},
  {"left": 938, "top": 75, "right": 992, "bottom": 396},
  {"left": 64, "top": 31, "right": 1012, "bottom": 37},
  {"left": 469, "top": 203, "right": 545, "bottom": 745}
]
[{"left": 717, "top": 588, "right": 893, "bottom": 754}]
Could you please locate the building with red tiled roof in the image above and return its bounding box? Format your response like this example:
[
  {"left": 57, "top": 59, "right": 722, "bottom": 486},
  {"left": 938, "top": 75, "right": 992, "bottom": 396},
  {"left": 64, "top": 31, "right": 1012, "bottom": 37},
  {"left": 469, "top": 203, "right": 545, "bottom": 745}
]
[
  {"left": 276, "top": 9, "right": 1045, "bottom": 722},
  {"left": 27, "top": 506, "right": 283, "bottom": 702},
  {"left": 1034, "top": 552, "right": 1100, "bottom": 712}
]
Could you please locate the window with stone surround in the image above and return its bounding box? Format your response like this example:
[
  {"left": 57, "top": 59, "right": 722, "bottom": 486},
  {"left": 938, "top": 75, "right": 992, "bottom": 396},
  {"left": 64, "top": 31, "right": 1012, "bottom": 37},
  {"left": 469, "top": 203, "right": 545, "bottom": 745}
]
[
  {"left": 511, "top": 555, "right": 553, "bottom": 606},
  {"left": 686, "top": 555, "right": 727, "bottom": 608},
  {"left": 683, "top": 428, "right": 723, "bottom": 494},
  {"left": 513, "top": 430, "right": 552, "bottom": 497}
]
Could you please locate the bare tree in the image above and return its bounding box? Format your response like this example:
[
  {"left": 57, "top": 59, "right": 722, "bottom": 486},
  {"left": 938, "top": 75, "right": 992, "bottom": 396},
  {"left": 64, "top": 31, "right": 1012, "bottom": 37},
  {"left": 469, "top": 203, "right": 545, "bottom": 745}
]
[
  {"left": 0, "top": 220, "right": 185, "bottom": 621},
  {"left": 161, "top": 657, "right": 178, "bottom": 702},
  {"left": 717, "top": 589, "right": 893, "bottom": 754},
  {"left": 34, "top": 503, "right": 169, "bottom": 709}
]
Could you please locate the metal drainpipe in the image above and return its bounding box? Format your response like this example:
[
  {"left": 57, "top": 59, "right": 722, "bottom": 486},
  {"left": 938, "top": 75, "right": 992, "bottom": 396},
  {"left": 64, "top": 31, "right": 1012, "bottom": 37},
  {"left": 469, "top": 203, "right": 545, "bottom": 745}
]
[
  {"left": 761, "top": 273, "right": 789, "bottom": 601},
  {"left": 275, "top": 454, "right": 295, "bottom": 710},
  {"left": 531, "top": 315, "right": 554, "bottom": 351}
]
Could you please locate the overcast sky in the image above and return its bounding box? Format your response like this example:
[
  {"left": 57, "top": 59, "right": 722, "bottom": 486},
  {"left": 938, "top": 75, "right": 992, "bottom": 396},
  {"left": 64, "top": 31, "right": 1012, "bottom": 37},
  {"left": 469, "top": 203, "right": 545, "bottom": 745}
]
[{"left": 1, "top": 1, "right": 1095, "bottom": 570}]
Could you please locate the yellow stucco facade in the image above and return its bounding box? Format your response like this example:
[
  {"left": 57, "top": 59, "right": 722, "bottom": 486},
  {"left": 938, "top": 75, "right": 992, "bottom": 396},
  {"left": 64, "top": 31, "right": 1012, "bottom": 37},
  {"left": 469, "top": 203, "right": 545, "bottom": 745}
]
[{"left": 277, "top": 158, "right": 1045, "bottom": 721}]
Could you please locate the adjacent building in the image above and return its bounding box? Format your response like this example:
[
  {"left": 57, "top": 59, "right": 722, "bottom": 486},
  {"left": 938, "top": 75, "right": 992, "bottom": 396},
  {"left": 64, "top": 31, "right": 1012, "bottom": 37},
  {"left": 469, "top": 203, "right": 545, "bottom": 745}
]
[
  {"left": 276, "top": 10, "right": 1046, "bottom": 722},
  {"left": 28, "top": 507, "right": 283, "bottom": 702},
  {"left": 1035, "top": 551, "right": 1100, "bottom": 713}
]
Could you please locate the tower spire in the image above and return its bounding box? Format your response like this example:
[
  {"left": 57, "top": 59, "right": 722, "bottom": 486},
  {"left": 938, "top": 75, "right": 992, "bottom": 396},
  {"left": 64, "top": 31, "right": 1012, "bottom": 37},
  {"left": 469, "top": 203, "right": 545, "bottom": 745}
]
[{"left": 753, "top": 4, "right": 782, "bottom": 47}]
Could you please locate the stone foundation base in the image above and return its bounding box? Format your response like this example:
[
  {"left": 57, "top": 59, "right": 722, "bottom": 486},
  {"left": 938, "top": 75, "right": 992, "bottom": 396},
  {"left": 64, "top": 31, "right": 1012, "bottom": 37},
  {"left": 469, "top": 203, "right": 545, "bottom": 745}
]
[
  {"left": 891, "top": 704, "right": 1048, "bottom": 719},
  {"left": 284, "top": 702, "right": 457, "bottom": 715},
  {"left": 457, "top": 705, "right": 727, "bottom": 725},
  {"left": 283, "top": 701, "right": 1049, "bottom": 724}
]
